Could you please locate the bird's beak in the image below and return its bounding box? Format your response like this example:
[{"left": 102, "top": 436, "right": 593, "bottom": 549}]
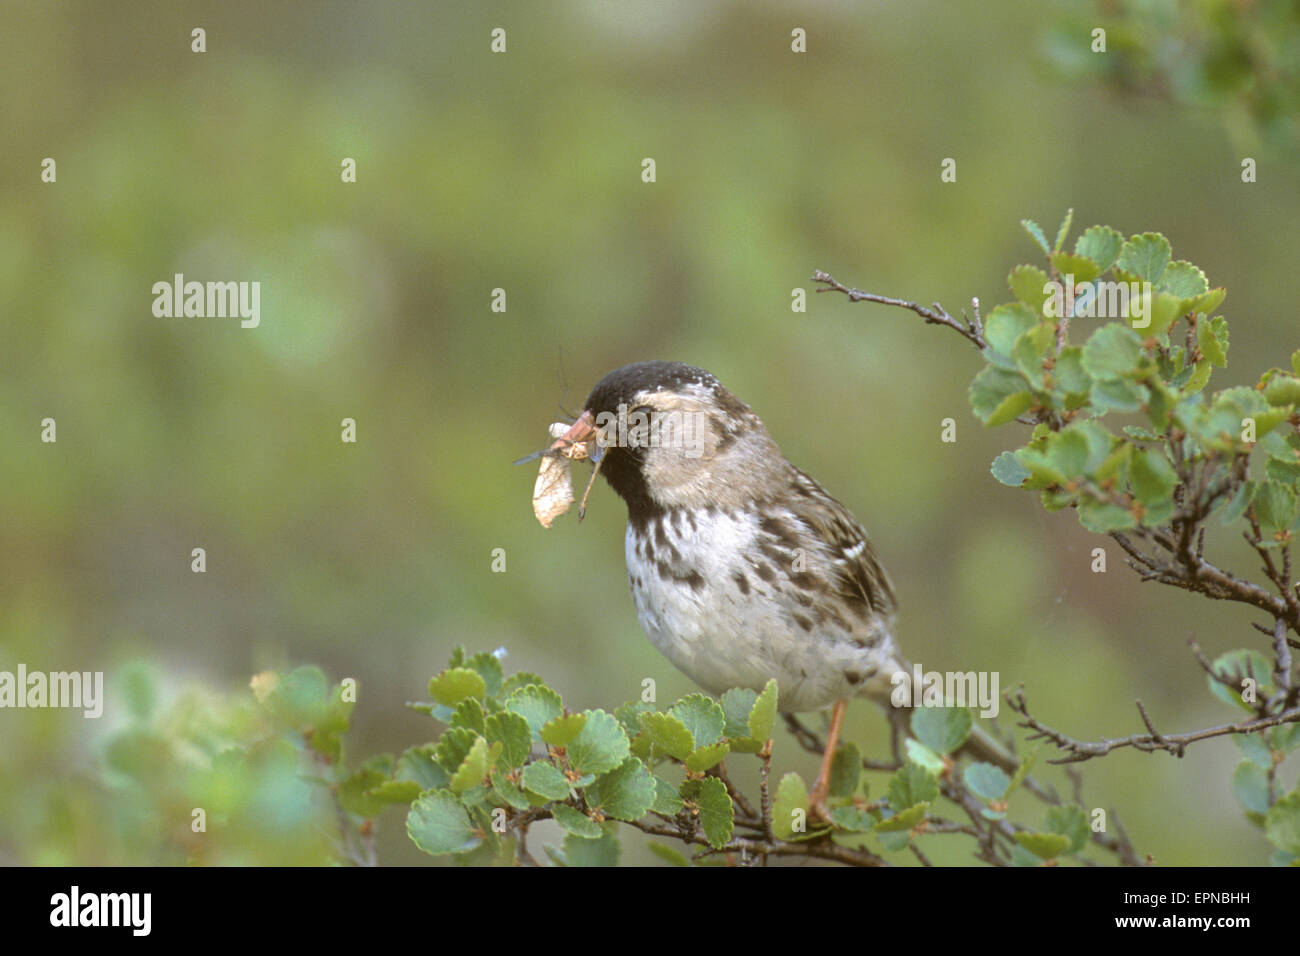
[{"left": 548, "top": 409, "right": 599, "bottom": 459}]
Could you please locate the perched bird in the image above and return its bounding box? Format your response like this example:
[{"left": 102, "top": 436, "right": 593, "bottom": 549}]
[{"left": 544, "top": 361, "right": 1013, "bottom": 815}]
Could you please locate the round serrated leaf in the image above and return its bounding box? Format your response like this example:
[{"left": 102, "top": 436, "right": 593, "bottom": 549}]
[
  {"left": 1008, "top": 264, "right": 1051, "bottom": 312},
  {"left": 568, "top": 709, "right": 630, "bottom": 775},
  {"left": 520, "top": 760, "right": 571, "bottom": 801},
  {"left": 407, "top": 789, "right": 480, "bottom": 856},
  {"left": 540, "top": 712, "right": 587, "bottom": 748},
  {"left": 720, "top": 687, "right": 759, "bottom": 738},
  {"left": 427, "top": 668, "right": 486, "bottom": 707},
  {"left": 485, "top": 711, "right": 533, "bottom": 770},
  {"left": 590, "top": 756, "right": 657, "bottom": 821},
  {"left": 688, "top": 776, "right": 734, "bottom": 849},
  {"left": 652, "top": 774, "right": 684, "bottom": 815},
  {"left": 887, "top": 762, "right": 939, "bottom": 811},
  {"left": 1015, "top": 831, "right": 1071, "bottom": 860},
  {"left": 964, "top": 762, "right": 1010, "bottom": 801},
  {"left": 670, "top": 694, "right": 726, "bottom": 748},
  {"left": 684, "top": 741, "right": 731, "bottom": 773},
  {"left": 1130, "top": 447, "right": 1178, "bottom": 506},
  {"left": 1232, "top": 762, "right": 1271, "bottom": 814},
  {"left": 448, "top": 735, "right": 491, "bottom": 794},
  {"left": 747, "top": 679, "right": 779, "bottom": 741},
  {"left": 1045, "top": 804, "right": 1089, "bottom": 854},
  {"left": 1265, "top": 792, "right": 1300, "bottom": 855},
  {"left": 638, "top": 710, "right": 694, "bottom": 760},
  {"left": 773, "top": 772, "right": 809, "bottom": 840},
  {"left": 911, "top": 706, "right": 972, "bottom": 755},
  {"left": 1255, "top": 480, "right": 1298, "bottom": 534},
  {"left": 1116, "top": 232, "right": 1171, "bottom": 283},
  {"left": 504, "top": 683, "right": 563, "bottom": 736},
  {"left": 991, "top": 450, "right": 1030, "bottom": 487},
  {"left": 552, "top": 804, "right": 603, "bottom": 839},
  {"left": 829, "top": 805, "right": 876, "bottom": 831},
  {"left": 1082, "top": 323, "right": 1143, "bottom": 381},
  {"left": 829, "top": 742, "right": 862, "bottom": 798},
  {"left": 875, "top": 803, "right": 928, "bottom": 833}
]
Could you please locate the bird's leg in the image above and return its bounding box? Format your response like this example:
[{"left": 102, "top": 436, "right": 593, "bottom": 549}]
[{"left": 807, "top": 698, "right": 847, "bottom": 822}]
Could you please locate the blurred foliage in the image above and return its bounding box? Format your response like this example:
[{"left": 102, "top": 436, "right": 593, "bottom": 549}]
[
  {"left": 2, "top": 0, "right": 1300, "bottom": 866},
  {"left": 1046, "top": 0, "right": 1300, "bottom": 155}
]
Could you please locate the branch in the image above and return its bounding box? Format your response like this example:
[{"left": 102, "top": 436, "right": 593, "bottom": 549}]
[{"left": 812, "top": 270, "right": 987, "bottom": 350}]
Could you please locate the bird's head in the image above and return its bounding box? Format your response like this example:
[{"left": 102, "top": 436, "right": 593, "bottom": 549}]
[{"left": 551, "top": 361, "right": 786, "bottom": 520}]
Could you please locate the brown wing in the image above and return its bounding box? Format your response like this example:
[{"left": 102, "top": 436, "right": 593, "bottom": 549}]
[{"left": 785, "top": 467, "right": 897, "bottom": 621}]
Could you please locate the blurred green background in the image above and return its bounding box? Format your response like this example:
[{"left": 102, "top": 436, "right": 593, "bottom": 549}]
[{"left": 2, "top": 0, "right": 1298, "bottom": 865}]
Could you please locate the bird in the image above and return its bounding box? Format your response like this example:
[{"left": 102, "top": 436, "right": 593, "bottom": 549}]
[{"left": 543, "top": 360, "right": 1015, "bottom": 817}]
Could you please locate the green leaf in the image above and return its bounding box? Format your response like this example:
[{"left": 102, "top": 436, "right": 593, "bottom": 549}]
[
  {"left": 875, "top": 803, "right": 928, "bottom": 832},
  {"left": 670, "top": 694, "right": 726, "bottom": 748},
  {"left": 563, "top": 827, "right": 621, "bottom": 866},
  {"left": 433, "top": 727, "right": 477, "bottom": 774},
  {"left": 1198, "top": 315, "right": 1229, "bottom": 367},
  {"left": 1008, "top": 264, "right": 1051, "bottom": 311},
  {"left": 1158, "top": 260, "right": 1208, "bottom": 298},
  {"left": 552, "top": 804, "right": 603, "bottom": 839},
  {"left": 449, "top": 735, "right": 491, "bottom": 794},
  {"left": 1075, "top": 224, "right": 1123, "bottom": 271},
  {"left": 1130, "top": 448, "right": 1178, "bottom": 506},
  {"left": 652, "top": 774, "right": 684, "bottom": 815},
  {"left": 1015, "top": 831, "right": 1071, "bottom": 860},
  {"left": 1090, "top": 378, "right": 1147, "bottom": 413},
  {"left": 985, "top": 303, "right": 1041, "bottom": 357},
  {"left": 684, "top": 741, "right": 731, "bottom": 773},
  {"left": 1207, "top": 650, "right": 1275, "bottom": 711},
  {"left": 448, "top": 698, "right": 485, "bottom": 735},
  {"left": 1045, "top": 804, "right": 1089, "bottom": 854},
  {"left": 1232, "top": 761, "right": 1271, "bottom": 815},
  {"left": 1050, "top": 252, "right": 1101, "bottom": 286},
  {"left": 1267, "top": 457, "right": 1300, "bottom": 487},
  {"left": 589, "top": 756, "right": 656, "bottom": 821},
  {"left": 887, "top": 762, "right": 940, "bottom": 811},
  {"left": 490, "top": 771, "right": 531, "bottom": 810},
  {"left": 1264, "top": 374, "right": 1300, "bottom": 407},
  {"left": 520, "top": 761, "right": 572, "bottom": 801},
  {"left": 567, "top": 709, "right": 630, "bottom": 776},
  {"left": 407, "top": 790, "right": 480, "bottom": 856},
  {"left": 964, "top": 762, "right": 1011, "bottom": 801},
  {"left": 748, "top": 679, "right": 779, "bottom": 741},
  {"left": 1266, "top": 793, "right": 1300, "bottom": 855},
  {"left": 540, "top": 713, "right": 587, "bottom": 748},
  {"left": 638, "top": 710, "right": 695, "bottom": 760},
  {"left": 829, "top": 805, "right": 877, "bottom": 831},
  {"left": 1082, "top": 323, "right": 1143, "bottom": 380},
  {"left": 720, "top": 688, "right": 759, "bottom": 738},
  {"left": 969, "top": 365, "right": 1032, "bottom": 426},
  {"left": 1077, "top": 497, "right": 1139, "bottom": 533},
  {"left": 1116, "top": 232, "right": 1171, "bottom": 283},
  {"left": 904, "top": 738, "right": 946, "bottom": 775},
  {"left": 1021, "top": 218, "right": 1050, "bottom": 254},
  {"left": 911, "top": 706, "right": 973, "bottom": 754},
  {"left": 504, "top": 683, "right": 564, "bottom": 737},
  {"left": 1055, "top": 347, "right": 1092, "bottom": 399},
  {"left": 1053, "top": 208, "right": 1073, "bottom": 253},
  {"left": 829, "top": 742, "right": 862, "bottom": 798},
  {"left": 683, "top": 777, "right": 734, "bottom": 849},
  {"left": 1235, "top": 732, "right": 1274, "bottom": 770},
  {"left": 395, "top": 744, "right": 450, "bottom": 791},
  {"left": 428, "top": 668, "right": 486, "bottom": 707},
  {"left": 991, "top": 450, "right": 1030, "bottom": 487},
  {"left": 464, "top": 651, "right": 505, "bottom": 699},
  {"left": 646, "top": 842, "right": 691, "bottom": 866},
  {"left": 1220, "top": 480, "right": 1256, "bottom": 525},
  {"left": 1255, "top": 480, "right": 1298, "bottom": 534},
  {"left": 877, "top": 830, "right": 913, "bottom": 852},
  {"left": 773, "top": 772, "right": 810, "bottom": 840},
  {"left": 485, "top": 711, "right": 533, "bottom": 770}
]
